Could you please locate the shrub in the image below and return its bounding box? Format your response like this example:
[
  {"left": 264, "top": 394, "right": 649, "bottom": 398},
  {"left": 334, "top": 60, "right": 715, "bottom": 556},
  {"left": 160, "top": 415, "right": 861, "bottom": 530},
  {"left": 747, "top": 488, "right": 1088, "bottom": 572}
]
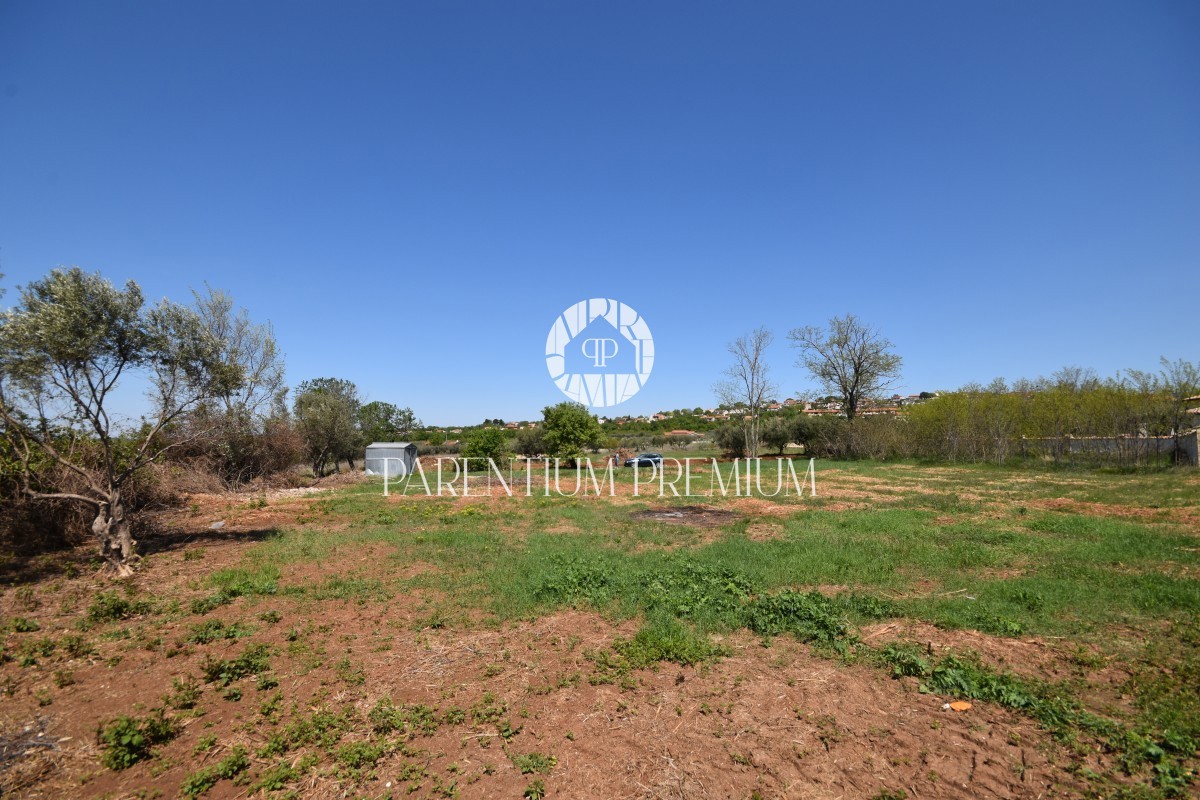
[
  {"left": 164, "top": 676, "right": 202, "bottom": 710},
  {"left": 461, "top": 426, "right": 511, "bottom": 470},
  {"left": 59, "top": 634, "right": 95, "bottom": 658},
  {"left": 511, "top": 751, "right": 557, "bottom": 775},
  {"left": 514, "top": 427, "right": 545, "bottom": 457},
  {"left": 712, "top": 424, "right": 745, "bottom": 458},
  {"left": 180, "top": 746, "right": 250, "bottom": 797},
  {"left": 744, "top": 590, "right": 854, "bottom": 649},
  {"left": 199, "top": 643, "right": 272, "bottom": 686},
  {"left": 87, "top": 591, "right": 153, "bottom": 623},
  {"left": 96, "top": 710, "right": 179, "bottom": 770}
]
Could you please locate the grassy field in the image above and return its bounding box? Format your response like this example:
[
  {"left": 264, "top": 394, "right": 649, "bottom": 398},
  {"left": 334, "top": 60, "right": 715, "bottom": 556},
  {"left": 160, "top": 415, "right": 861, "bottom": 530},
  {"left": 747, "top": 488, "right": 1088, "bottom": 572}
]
[{"left": 1, "top": 459, "right": 1198, "bottom": 799}]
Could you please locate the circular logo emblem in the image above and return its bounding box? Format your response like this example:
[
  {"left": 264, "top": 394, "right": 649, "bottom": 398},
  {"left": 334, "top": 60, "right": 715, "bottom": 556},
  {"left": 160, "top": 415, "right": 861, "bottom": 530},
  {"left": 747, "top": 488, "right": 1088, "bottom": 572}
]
[{"left": 545, "top": 298, "right": 654, "bottom": 408}]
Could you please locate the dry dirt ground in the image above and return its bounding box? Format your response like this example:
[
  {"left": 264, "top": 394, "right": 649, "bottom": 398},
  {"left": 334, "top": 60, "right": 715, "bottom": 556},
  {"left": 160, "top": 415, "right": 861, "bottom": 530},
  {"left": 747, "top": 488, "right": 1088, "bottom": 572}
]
[{"left": 0, "top": 472, "right": 1157, "bottom": 799}]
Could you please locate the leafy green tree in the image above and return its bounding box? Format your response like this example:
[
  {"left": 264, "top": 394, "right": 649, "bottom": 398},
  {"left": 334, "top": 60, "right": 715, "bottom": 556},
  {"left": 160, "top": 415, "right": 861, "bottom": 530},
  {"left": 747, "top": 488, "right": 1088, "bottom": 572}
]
[
  {"left": 358, "top": 401, "right": 419, "bottom": 444},
  {"left": 0, "top": 268, "right": 239, "bottom": 573},
  {"left": 789, "top": 415, "right": 819, "bottom": 455},
  {"left": 461, "top": 426, "right": 510, "bottom": 468},
  {"left": 761, "top": 416, "right": 792, "bottom": 455},
  {"left": 541, "top": 402, "right": 603, "bottom": 465},
  {"left": 713, "top": 423, "right": 746, "bottom": 457},
  {"left": 513, "top": 426, "right": 545, "bottom": 457},
  {"left": 293, "top": 378, "right": 360, "bottom": 476},
  {"left": 192, "top": 286, "right": 286, "bottom": 421}
]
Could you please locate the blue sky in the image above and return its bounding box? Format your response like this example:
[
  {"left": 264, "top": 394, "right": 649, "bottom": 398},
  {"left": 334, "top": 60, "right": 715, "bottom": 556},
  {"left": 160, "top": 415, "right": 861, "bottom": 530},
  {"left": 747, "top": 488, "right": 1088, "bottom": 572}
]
[{"left": 2, "top": 1, "right": 1197, "bottom": 425}]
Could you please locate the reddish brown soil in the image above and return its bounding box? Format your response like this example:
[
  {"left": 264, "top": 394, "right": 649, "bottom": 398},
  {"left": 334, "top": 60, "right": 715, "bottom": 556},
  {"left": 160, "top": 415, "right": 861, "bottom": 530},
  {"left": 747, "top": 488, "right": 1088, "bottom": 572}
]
[
  {"left": 1028, "top": 497, "right": 1200, "bottom": 527},
  {"left": 2, "top": 597, "right": 1080, "bottom": 800},
  {"left": 0, "top": 483, "right": 1111, "bottom": 799}
]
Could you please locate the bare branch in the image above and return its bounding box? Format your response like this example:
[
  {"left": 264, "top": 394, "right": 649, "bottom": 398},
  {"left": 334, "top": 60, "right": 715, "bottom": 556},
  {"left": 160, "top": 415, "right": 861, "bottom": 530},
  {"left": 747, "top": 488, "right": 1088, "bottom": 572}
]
[{"left": 788, "top": 314, "right": 902, "bottom": 421}]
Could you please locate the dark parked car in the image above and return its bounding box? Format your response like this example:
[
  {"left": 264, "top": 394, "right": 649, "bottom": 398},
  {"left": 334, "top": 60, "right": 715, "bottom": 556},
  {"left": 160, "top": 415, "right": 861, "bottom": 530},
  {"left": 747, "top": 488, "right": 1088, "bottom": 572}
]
[{"left": 624, "top": 452, "right": 663, "bottom": 467}]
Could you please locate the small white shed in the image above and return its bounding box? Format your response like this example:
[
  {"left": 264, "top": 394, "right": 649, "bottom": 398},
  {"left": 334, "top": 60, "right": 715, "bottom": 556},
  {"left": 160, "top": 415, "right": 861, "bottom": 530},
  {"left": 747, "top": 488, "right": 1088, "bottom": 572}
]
[{"left": 364, "top": 442, "right": 418, "bottom": 477}]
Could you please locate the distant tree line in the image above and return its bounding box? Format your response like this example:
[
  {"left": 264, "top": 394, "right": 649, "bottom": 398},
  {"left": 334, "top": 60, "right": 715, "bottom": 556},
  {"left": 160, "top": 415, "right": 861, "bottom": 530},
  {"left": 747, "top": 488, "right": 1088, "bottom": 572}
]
[
  {"left": 709, "top": 361, "right": 1199, "bottom": 466},
  {"left": 902, "top": 363, "right": 1198, "bottom": 465},
  {"left": 712, "top": 313, "right": 1197, "bottom": 466}
]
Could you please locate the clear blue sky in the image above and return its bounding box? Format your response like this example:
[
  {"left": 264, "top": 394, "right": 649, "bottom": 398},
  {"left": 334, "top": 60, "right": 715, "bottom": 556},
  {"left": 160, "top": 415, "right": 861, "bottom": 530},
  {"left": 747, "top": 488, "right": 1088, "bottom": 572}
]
[{"left": 2, "top": 1, "right": 1197, "bottom": 425}]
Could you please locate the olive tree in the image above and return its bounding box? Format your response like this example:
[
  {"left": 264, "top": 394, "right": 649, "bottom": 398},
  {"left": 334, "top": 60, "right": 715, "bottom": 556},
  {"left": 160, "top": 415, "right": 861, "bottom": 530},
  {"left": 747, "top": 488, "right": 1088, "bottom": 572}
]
[
  {"left": 788, "top": 314, "right": 902, "bottom": 421},
  {"left": 293, "top": 378, "right": 360, "bottom": 476},
  {"left": 0, "top": 268, "right": 239, "bottom": 574},
  {"left": 760, "top": 416, "right": 792, "bottom": 455},
  {"left": 187, "top": 286, "right": 288, "bottom": 485},
  {"left": 513, "top": 426, "right": 545, "bottom": 457},
  {"left": 712, "top": 422, "right": 746, "bottom": 457}
]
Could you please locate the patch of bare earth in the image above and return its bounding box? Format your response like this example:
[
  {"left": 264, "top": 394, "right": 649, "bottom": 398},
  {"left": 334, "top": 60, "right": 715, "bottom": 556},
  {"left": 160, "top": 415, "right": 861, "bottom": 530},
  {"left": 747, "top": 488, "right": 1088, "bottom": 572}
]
[
  {"left": 630, "top": 506, "right": 740, "bottom": 527},
  {"left": 3, "top": 596, "right": 1082, "bottom": 799},
  {"left": 862, "top": 621, "right": 1071, "bottom": 681},
  {"left": 1029, "top": 497, "right": 1200, "bottom": 527},
  {"left": 859, "top": 620, "right": 1137, "bottom": 739}
]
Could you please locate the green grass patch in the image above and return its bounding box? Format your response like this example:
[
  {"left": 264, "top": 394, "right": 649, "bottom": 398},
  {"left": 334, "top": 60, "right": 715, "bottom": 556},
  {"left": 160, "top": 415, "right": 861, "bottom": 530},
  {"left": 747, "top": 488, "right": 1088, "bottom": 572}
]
[{"left": 191, "top": 565, "right": 280, "bottom": 614}]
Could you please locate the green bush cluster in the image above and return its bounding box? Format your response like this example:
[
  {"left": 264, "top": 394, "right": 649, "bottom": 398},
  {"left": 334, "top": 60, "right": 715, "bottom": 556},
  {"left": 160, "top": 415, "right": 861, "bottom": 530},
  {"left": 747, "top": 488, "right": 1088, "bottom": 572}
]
[
  {"left": 96, "top": 711, "right": 179, "bottom": 770},
  {"left": 87, "top": 591, "right": 153, "bottom": 623},
  {"left": 367, "top": 697, "right": 443, "bottom": 736},
  {"left": 184, "top": 619, "right": 253, "bottom": 645},
  {"left": 199, "top": 643, "right": 272, "bottom": 687},
  {"left": 180, "top": 746, "right": 250, "bottom": 797}
]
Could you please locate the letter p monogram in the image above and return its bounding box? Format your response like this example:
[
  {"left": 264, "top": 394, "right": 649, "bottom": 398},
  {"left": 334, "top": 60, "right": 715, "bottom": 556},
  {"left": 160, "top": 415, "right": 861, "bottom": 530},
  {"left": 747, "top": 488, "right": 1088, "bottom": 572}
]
[{"left": 582, "top": 338, "right": 618, "bottom": 368}]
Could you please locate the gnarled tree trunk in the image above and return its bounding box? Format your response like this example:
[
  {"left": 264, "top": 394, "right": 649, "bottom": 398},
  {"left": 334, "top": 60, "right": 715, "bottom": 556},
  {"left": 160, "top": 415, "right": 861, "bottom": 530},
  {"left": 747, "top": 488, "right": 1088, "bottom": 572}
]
[{"left": 92, "top": 494, "right": 137, "bottom": 576}]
